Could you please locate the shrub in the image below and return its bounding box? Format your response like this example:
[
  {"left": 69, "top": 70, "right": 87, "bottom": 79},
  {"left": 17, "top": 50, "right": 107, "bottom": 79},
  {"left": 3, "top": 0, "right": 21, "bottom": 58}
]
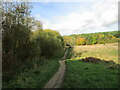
[{"left": 76, "top": 37, "right": 86, "bottom": 45}]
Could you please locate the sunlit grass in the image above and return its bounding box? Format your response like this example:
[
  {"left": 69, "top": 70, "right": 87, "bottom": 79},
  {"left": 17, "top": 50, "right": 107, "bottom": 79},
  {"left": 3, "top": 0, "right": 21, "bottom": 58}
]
[
  {"left": 62, "top": 60, "right": 119, "bottom": 88},
  {"left": 72, "top": 43, "right": 118, "bottom": 63}
]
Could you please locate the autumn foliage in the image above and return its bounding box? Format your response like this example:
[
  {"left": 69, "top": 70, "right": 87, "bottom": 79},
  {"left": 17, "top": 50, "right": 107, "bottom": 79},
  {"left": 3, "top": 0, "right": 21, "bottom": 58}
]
[
  {"left": 63, "top": 31, "right": 119, "bottom": 46},
  {"left": 76, "top": 37, "right": 86, "bottom": 45}
]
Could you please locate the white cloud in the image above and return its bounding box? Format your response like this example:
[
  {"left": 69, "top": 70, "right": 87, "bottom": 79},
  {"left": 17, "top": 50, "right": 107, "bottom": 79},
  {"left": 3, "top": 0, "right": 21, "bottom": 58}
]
[{"left": 43, "top": 1, "right": 118, "bottom": 35}]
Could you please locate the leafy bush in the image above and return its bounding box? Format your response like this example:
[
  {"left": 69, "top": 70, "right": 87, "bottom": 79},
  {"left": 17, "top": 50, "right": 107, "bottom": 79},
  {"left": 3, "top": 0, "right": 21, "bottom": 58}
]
[
  {"left": 2, "top": 2, "right": 65, "bottom": 85},
  {"left": 32, "top": 29, "right": 64, "bottom": 58}
]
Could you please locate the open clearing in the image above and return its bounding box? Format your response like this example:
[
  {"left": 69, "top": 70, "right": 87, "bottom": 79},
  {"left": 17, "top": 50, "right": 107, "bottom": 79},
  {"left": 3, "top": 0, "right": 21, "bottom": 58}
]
[
  {"left": 72, "top": 43, "right": 119, "bottom": 63},
  {"left": 62, "top": 60, "right": 119, "bottom": 88},
  {"left": 3, "top": 43, "right": 119, "bottom": 88},
  {"left": 62, "top": 43, "right": 119, "bottom": 88}
]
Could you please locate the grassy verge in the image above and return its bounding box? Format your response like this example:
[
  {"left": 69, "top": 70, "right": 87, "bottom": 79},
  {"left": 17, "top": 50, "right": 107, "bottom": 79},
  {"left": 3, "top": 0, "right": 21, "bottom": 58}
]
[
  {"left": 3, "top": 58, "right": 60, "bottom": 88},
  {"left": 62, "top": 60, "right": 119, "bottom": 88}
]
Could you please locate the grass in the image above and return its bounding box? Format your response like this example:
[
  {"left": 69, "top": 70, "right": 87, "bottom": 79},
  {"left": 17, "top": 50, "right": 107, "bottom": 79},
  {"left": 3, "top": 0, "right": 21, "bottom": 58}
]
[
  {"left": 72, "top": 43, "right": 119, "bottom": 63},
  {"left": 62, "top": 43, "right": 119, "bottom": 88},
  {"left": 3, "top": 58, "right": 60, "bottom": 88},
  {"left": 2, "top": 43, "right": 119, "bottom": 88},
  {"left": 62, "top": 60, "right": 119, "bottom": 88}
]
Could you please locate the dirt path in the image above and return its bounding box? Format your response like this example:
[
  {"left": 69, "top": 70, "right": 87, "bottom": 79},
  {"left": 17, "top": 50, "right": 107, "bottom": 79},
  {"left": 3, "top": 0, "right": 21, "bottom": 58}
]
[{"left": 43, "top": 49, "right": 68, "bottom": 88}]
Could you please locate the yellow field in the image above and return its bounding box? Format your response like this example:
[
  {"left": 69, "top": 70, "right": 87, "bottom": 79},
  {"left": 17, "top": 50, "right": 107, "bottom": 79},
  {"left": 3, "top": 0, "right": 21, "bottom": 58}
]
[{"left": 72, "top": 43, "right": 119, "bottom": 63}]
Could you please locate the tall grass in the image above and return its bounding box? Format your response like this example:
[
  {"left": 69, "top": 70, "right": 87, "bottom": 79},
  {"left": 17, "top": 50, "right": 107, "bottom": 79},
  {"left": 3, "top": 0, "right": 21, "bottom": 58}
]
[
  {"left": 72, "top": 43, "right": 118, "bottom": 63},
  {"left": 3, "top": 58, "right": 60, "bottom": 88}
]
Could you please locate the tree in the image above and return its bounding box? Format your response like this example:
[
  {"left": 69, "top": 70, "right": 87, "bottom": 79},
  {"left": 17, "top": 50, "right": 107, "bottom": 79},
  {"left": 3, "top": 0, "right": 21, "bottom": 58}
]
[
  {"left": 76, "top": 37, "right": 86, "bottom": 45},
  {"left": 2, "top": 2, "right": 32, "bottom": 59},
  {"left": 32, "top": 29, "right": 64, "bottom": 58}
]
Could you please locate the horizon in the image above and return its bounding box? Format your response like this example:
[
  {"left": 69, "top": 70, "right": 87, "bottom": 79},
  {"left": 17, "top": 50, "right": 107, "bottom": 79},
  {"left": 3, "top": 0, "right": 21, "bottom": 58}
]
[
  {"left": 62, "top": 30, "right": 118, "bottom": 36},
  {"left": 31, "top": 0, "right": 118, "bottom": 35}
]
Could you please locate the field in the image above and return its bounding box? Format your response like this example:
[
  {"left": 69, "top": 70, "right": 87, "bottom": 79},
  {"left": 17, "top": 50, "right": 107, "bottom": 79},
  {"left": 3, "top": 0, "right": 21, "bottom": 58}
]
[
  {"left": 2, "top": 2, "right": 119, "bottom": 88},
  {"left": 62, "top": 43, "right": 119, "bottom": 88},
  {"left": 62, "top": 60, "right": 119, "bottom": 88},
  {"left": 71, "top": 43, "right": 119, "bottom": 64}
]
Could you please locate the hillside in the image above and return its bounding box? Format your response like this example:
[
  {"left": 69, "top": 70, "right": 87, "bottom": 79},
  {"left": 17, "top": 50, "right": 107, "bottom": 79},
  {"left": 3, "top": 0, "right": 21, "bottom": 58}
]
[{"left": 63, "top": 31, "right": 120, "bottom": 46}]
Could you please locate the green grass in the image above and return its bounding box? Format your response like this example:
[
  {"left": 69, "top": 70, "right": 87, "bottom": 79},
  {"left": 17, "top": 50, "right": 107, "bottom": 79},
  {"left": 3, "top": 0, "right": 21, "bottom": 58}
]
[
  {"left": 62, "top": 60, "right": 119, "bottom": 88},
  {"left": 3, "top": 58, "right": 60, "bottom": 88}
]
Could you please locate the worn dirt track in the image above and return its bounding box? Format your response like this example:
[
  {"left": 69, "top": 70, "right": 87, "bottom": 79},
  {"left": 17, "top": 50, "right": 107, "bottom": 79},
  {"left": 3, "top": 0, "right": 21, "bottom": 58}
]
[
  {"left": 43, "top": 60, "right": 66, "bottom": 88},
  {"left": 43, "top": 49, "right": 68, "bottom": 88}
]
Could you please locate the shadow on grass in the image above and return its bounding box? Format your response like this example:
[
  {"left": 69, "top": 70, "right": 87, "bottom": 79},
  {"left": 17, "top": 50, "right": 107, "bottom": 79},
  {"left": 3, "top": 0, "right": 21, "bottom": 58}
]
[
  {"left": 78, "top": 57, "right": 120, "bottom": 70},
  {"left": 65, "top": 47, "right": 74, "bottom": 59}
]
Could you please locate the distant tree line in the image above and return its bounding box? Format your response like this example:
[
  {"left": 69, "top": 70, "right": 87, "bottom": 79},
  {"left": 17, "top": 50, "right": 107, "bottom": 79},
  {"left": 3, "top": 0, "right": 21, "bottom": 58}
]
[
  {"left": 63, "top": 31, "right": 120, "bottom": 46},
  {"left": 2, "top": 2, "right": 64, "bottom": 81}
]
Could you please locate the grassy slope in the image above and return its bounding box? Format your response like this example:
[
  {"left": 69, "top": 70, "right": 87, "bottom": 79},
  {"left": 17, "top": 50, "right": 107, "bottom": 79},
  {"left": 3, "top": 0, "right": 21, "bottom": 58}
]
[
  {"left": 72, "top": 43, "right": 118, "bottom": 64},
  {"left": 62, "top": 60, "right": 119, "bottom": 88},
  {"left": 3, "top": 59, "right": 60, "bottom": 88},
  {"left": 62, "top": 43, "right": 119, "bottom": 88}
]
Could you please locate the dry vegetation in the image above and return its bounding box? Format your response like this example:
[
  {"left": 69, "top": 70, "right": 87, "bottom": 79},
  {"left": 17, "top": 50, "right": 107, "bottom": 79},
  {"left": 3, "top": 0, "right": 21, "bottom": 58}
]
[
  {"left": 72, "top": 43, "right": 119, "bottom": 63},
  {"left": 63, "top": 43, "right": 119, "bottom": 88}
]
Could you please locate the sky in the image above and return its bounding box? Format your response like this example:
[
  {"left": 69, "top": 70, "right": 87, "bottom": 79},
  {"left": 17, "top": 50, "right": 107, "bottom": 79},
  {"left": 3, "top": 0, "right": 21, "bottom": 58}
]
[{"left": 31, "top": 0, "right": 118, "bottom": 35}]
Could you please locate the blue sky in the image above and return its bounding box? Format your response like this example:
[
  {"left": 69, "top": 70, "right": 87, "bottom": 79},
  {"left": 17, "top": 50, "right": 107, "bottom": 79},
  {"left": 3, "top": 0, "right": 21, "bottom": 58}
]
[
  {"left": 31, "top": 2, "right": 93, "bottom": 22},
  {"left": 31, "top": 1, "right": 118, "bottom": 35}
]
